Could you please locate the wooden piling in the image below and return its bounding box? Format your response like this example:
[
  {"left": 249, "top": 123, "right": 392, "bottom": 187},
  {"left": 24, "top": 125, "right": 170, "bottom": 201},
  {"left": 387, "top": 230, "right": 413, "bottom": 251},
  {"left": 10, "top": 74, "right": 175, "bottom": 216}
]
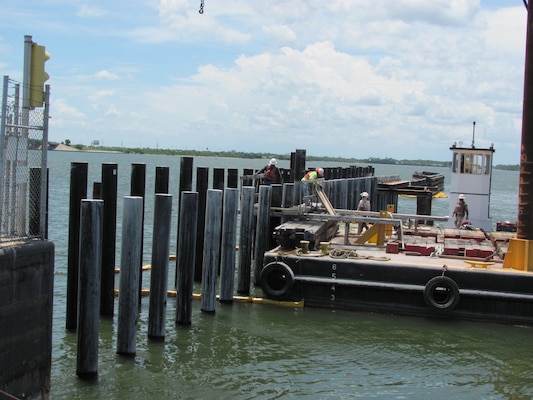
[
  {"left": 219, "top": 188, "right": 238, "bottom": 303},
  {"left": 66, "top": 161, "right": 88, "bottom": 331},
  {"left": 117, "top": 196, "right": 143, "bottom": 356},
  {"left": 237, "top": 186, "right": 254, "bottom": 295},
  {"left": 148, "top": 194, "right": 173, "bottom": 340},
  {"left": 76, "top": 199, "right": 103, "bottom": 377},
  {"left": 253, "top": 185, "right": 272, "bottom": 286},
  {"left": 176, "top": 191, "right": 198, "bottom": 325},
  {"left": 201, "top": 190, "right": 223, "bottom": 313},
  {"left": 100, "top": 163, "right": 118, "bottom": 316}
]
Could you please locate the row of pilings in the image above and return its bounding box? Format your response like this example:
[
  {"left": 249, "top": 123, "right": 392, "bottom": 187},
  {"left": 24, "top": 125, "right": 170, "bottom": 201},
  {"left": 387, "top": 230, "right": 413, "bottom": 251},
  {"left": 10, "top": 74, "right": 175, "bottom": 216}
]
[{"left": 66, "top": 153, "right": 380, "bottom": 377}]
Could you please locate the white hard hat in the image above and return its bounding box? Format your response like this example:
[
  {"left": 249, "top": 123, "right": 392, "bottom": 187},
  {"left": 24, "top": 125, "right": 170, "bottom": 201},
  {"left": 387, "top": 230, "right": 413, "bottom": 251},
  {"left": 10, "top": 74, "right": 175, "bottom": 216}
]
[
  {"left": 458, "top": 194, "right": 465, "bottom": 199},
  {"left": 269, "top": 158, "right": 277, "bottom": 165},
  {"left": 316, "top": 167, "right": 324, "bottom": 177},
  {"left": 361, "top": 192, "right": 369, "bottom": 198}
]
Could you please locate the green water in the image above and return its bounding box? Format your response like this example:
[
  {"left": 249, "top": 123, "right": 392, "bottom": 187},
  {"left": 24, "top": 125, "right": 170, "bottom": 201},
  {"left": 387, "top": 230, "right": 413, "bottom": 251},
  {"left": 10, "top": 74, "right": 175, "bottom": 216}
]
[{"left": 47, "top": 151, "right": 530, "bottom": 399}]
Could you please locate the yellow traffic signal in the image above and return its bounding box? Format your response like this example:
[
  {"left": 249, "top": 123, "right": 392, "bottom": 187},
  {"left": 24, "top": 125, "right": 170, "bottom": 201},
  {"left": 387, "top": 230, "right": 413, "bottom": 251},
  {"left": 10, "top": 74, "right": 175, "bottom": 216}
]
[{"left": 29, "top": 43, "right": 50, "bottom": 108}]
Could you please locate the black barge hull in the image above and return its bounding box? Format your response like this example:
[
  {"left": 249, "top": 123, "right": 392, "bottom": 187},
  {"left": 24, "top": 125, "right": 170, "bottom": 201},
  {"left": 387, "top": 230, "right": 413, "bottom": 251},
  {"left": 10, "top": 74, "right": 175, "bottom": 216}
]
[{"left": 260, "top": 249, "right": 533, "bottom": 325}]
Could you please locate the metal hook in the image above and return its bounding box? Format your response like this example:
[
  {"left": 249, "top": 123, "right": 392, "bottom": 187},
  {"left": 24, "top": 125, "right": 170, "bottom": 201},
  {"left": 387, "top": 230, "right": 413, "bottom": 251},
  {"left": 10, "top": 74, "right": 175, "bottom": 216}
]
[{"left": 199, "top": 0, "right": 204, "bottom": 14}]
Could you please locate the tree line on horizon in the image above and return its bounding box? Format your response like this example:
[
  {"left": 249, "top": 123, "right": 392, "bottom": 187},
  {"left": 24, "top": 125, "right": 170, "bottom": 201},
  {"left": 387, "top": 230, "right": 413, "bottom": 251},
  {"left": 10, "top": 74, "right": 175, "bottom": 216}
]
[{"left": 61, "top": 141, "right": 519, "bottom": 170}]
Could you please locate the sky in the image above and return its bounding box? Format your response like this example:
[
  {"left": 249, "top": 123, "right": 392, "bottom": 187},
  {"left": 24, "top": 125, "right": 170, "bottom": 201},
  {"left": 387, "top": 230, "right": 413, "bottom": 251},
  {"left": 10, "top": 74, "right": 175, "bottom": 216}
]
[{"left": 0, "top": 0, "right": 528, "bottom": 164}]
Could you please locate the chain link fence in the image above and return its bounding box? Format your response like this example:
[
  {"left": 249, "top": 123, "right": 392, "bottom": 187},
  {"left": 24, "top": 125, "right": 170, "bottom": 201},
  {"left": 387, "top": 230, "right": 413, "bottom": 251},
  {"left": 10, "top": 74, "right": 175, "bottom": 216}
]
[{"left": 1, "top": 76, "right": 48, "bottom": 243}]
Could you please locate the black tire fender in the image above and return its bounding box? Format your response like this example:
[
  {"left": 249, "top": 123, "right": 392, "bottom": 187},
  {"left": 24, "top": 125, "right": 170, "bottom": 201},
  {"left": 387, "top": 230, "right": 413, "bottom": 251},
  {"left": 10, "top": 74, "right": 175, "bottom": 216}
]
[
  {"left": 259, "top": 262, "right": 295, "bottom": 299},
  {"left": 423, "top": 276, "right": 460, "bottom": 311}
]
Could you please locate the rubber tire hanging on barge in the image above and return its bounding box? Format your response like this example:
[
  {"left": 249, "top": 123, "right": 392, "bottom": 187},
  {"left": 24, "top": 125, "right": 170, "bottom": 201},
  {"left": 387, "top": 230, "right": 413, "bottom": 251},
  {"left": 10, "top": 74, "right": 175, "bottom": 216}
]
[
  {"left": 423, "top": 276, "right": 460, "bottom": 311},
  {"left": 259, "top": 262, "right": 295, "bottom": 299}
]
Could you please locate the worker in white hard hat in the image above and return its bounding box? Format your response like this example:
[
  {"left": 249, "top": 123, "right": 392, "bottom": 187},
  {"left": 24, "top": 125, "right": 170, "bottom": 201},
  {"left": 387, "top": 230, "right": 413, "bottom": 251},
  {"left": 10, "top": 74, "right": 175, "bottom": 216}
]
[
  {"left": 357, "top": 191, "right": 371, "bottom": 234},
  {"left": 257, "top": 158, "right": 281, "bottom": 185},
  {"left": 453, "top": 194, "right": 469, "bottom": 228}
]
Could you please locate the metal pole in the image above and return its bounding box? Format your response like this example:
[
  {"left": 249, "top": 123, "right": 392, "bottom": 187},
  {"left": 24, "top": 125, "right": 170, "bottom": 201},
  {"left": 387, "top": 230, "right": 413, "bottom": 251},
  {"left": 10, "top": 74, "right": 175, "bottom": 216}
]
[
  {"left": 40, "top": 84, "right": 50, "bottom": 238},
  {"left": 22, "top": 35, "right": 32, "bottom": 110},
  {"left": 519, "top": 5, "right": 533, "bottom": 240},
  {"left": 0, "top": 75, "right": 9, "bottom": 231}
]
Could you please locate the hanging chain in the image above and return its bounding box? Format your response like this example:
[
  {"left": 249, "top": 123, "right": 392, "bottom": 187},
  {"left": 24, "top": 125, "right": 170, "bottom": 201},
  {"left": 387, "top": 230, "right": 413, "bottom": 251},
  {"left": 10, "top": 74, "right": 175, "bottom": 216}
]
[{"left": 199, "top": 0, "right": 204, "bottom": 14}]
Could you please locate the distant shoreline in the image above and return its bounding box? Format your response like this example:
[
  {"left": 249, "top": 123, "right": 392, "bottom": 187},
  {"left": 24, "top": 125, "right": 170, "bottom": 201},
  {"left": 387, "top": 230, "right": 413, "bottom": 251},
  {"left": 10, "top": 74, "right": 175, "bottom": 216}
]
[{"left": 48, "top": 143, "right": 520, "bottom": 171}]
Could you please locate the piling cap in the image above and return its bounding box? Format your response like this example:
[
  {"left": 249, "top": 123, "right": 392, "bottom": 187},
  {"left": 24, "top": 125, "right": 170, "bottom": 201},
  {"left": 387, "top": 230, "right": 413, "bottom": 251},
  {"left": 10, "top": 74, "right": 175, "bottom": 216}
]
[
  {"left": 458, "top": 194, "right": 465, "bottom": 200},
  {"left": 269, "top": 158, "right": 277, "bottom": 165},
  {"left": 361, "top": 191, "right": 369, "bottom": 198}
]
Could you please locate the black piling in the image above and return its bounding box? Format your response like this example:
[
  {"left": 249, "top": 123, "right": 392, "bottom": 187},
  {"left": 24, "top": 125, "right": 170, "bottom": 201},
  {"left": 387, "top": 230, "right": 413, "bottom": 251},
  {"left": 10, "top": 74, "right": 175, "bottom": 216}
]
[
  {"left": 177, "top": 157, "right": 194, "bottom": 287},
  {"left": 176, "top": 191, "right": 198, "bottom": 325},
  {"left": 227, "top": 168, "right": 238, "bottom": 189},
  {"left": 92, "top": 182, "right": 101, "bottom": 199},
  {"left": 242, "top": 168, "right": 254, "bottom": 187},
  {"left": 292, "top": 149, "right": 306, "bottom": 205},
  {"left": 76, "top": 199, "right": 103, "bottom": 378},
  {"left": 282, "top": 183, "right": 295, "bottom": 223},
  {"left": 130, "top": 163, "right": 146, "bottom": 303},
  {"left": 219, "top": 188, "right": 238, "bottom": 304},
  {"left": 201, "top": 190, "right": 223, "bottom": 313},
  {"left": 155, "top": 166, "right": 170, "bottom": 194},
  {"left": 269, "top": 184, "right": 283, "bottom": 248},
  {"left": 117, "top": 196, "right": 143, "bottom": 356},
  {"left": 253, "top": 185, "right": 272, "bottom": 286},
  {"left": 66, "top": 162, "right": 88, "bottom": 331},
  {"left": 100, "top": 163, "right": 118, "bottom": 316},
  {"left": 194, "top": 167, "right": 209, "bottom": 282},
  {"left": 237, "top": 186, "right": 255, "bottom": 295},
  {"left": 213, "top": 168, "right": 225, "bottom": 190},
  {"left": 148, "top": 194, "right": 173, "bottom": 340}
]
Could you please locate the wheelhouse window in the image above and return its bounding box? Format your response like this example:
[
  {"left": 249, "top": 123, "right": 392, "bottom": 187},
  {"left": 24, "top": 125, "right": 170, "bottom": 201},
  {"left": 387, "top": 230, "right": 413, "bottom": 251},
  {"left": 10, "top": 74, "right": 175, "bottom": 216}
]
[{"left": 453, "top": 151, "right": 491, "bottom": 175}]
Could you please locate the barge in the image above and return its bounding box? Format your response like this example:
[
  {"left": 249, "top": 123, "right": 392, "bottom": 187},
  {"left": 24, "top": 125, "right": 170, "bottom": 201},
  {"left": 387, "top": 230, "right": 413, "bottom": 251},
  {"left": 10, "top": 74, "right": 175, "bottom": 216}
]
[{"left": 259, "top": 139, "right": 533, "bottom": 325}]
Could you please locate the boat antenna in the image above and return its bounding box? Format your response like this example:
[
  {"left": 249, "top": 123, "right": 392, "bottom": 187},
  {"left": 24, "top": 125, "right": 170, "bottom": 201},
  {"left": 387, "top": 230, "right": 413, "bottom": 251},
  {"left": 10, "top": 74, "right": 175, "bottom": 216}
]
[{"left": 471, "top": 121, "right": 476, "bottom": 148}]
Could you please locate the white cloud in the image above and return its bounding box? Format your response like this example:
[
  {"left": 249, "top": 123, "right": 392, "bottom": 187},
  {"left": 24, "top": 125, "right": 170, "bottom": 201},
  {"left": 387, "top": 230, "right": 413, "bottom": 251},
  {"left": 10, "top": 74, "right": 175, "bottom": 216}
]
[
  {"left": 1, "top": 0, "right": 525, "bottom": 163},
  {"left": 94, "top": 70, "right": 119, "bottom": 80},
  {"left": 76, "top": 4, "right": 106, "bottom": 18}
]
